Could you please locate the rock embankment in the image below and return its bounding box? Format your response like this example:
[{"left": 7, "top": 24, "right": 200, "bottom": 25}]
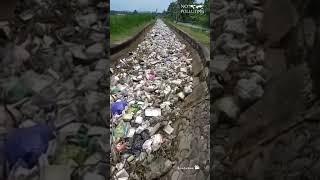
[{"left": 211, "top": 0, "right": 320, "bottom": 179}]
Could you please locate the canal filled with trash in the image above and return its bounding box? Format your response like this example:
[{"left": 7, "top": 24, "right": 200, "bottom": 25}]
[{"left": 110, "top": 19, "right": 196, "bottom": 179}]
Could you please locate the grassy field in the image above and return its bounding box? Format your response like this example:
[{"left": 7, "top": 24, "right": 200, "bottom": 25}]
[
  {"left": 165, "top": 19, "right": 210, "bottom": 48},
  {"left": 110, "top": 14, "right": 155, "bottom": 44}
]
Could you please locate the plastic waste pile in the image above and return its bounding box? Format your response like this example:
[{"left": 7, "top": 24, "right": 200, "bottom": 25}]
[{"left": 110, "top": 20, "right": 193, "bottom": 179}]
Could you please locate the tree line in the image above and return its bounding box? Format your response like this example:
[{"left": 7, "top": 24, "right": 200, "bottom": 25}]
[{"left": 165, "top": 0, "right": 209, "bottom": 27}]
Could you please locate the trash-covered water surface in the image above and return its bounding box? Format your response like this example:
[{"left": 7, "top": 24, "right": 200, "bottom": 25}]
[{"left": 111, "top": 19, "right": 193, "bottom": 179}]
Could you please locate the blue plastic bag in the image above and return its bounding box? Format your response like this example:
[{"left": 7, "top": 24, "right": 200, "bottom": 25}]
[
  {"left": 111, "top": 100, "right": 127, "bottom": 115},
  {"left": 5, "top": 124, "right": 55, "bottom": 169}
]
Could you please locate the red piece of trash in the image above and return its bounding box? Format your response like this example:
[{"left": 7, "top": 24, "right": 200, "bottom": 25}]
[
  {"left": 115, "top": 142, "right": 127, "bottom": 153},
  {"left": 146, "top": 70, "right": 156, "bottom": 80}
]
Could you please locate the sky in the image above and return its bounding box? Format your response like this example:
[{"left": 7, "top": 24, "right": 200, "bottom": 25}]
[{"left": 111, "top": 0, "right": 205, "bottom": 12}]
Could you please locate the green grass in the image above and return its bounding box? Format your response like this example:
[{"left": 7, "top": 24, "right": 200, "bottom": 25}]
[
  {"left": 110, "top": 14, "right": 155, "bottom": 44},
  {"left": 165, "top": 19, "right": 210, "bottom": 48}
]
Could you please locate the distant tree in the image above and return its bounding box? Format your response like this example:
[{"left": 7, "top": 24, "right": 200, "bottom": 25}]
[
  {"left": 177, "top": 0, "right": 196, "bottom": 22},
  {"left": 167, "top": 2, "right": 179, "bottom": 21},
  {"left": 204, "top": 0, "right": 209, "bottom": 15},
  {"left": 166, "top": 0, "right": 209, "bottom": 27},
  {"left": 133, "top": 10, "right": 138, "bottom": 14},
  {"left": 203, "top": 0, "right": 209, "bottom": 27}
]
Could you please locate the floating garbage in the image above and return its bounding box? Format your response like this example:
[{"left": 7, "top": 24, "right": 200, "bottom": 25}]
[
  {"left": 142, "top": 139, "right": 153, "bottom": 153},
  {"left": 135, "top": 116, "right": 143, "bottom": 124},
  {"left": 177, "top": 92, "right": 185, "bottom": 99},
  {"left": 113, "top": 121, "right": 128, "bottom": 141},
  {"left": 111, "top": 87, "right": 121, "bottom": 94},
  {"left": 5, "top": 124, "right": 55, "bottom": 168},
  {"left": 146, "top": 70, "right": 156, "bottom": 80},
  {"left": 148, "top": 123, "right": 161, "bottom": 135},
  {"left": 123, "top": 112, "right": 133, "bottom": 121},
  {"left": 115, "top": 169, "right": 129, "bottom": 179},
  {"left": 184, "top": 85, "right": 193, "bottom": 94},
  {"left": 151, "top": 134, "right": 163, "bottom": 152},
  {"left": 115, "top": 142, "right": 128, "bottom": 153},
  {"left": 116, "top": 162, "right": 124, "bottom": 170},
  {"left": 145, "top": 108, "right": 161, "bottom": 117},
  {"left": 127, "top": 155, "right": 134, "bottom": 162},
  {"left": 126, "top": 128, "right": 135, "bottom": 138},
  {"left": 163, "top": 124, "right": 174, "bottom": 135},
  {"left": 130, "top": 130, "right": 150, "bottom": 155},
  {"left": 111, "top": 100, "right": 128, "bottom": 116}
]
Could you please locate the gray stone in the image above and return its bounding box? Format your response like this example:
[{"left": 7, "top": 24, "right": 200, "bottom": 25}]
[
  {"left": 145, "top": 157, "right": 174, "bottom": 179},
  {"left": 43, "top": 165, "right": 72, "bottom": 180},
  {"left": 88, "top": 126, "right": 108, "bottom": 136},
  {"left": 251, "top": 65, "right": 264, "bottom": 73},
  {"left": 76, "top": 13, "right": 97, "bottom": 28},
  {"left": 58, "top": 123, "right": 82, "bottom": 140},
  {"left": 303, "top": 18, "right": 316, "bottom": 48},
  {"left": 55, "top": 105, "right": 77, "bottom": 128},
  {"left": 171, "top": 170, "right": 180, "bottom": 180},
  {"left": 243, "top": 0, "right": 259, "bottom": 8},
  {"left": 214, "top": 96, "right": 240, "bottom": 122},
  {"left": 77, "top": 0, "right": 89, "bottom": 7},
  {"left": 247, "top": 156, "right": 264, "bottom": 180},
  {"left": 84, "top": 153, "right": 102, "bottom": 165},
  {"left": 98, "top": 134, "right": 109, "bottom": 153},
  {"left": 184, "top": 82, "right": 208, "bottom": 106},
  {"left": 95, "top": 162, "right": 108, "bottom": 177},
  {"left": 210, "top": 79, "right": 224, "bottom": 98},
  {"left": 288, "top": 158, "right": 312, "bottom": 172},
  {"left": 0, "top": 106, "right": 11, "bottom": 127},
  {"left": 95, "top": 59, "right": 107, "bottom": 71},
  {"left": 235, "top": 78, "right": 264, "bottom": 106},
  {"left": 192, "top": 56, "right": 204, "bottom": 76},
  {"left": 20, "top": 101, "right": 39, "bottom": 118},
  {"left": 86, "top": 43, "right": 104, "bottom": 58},
  {"left": 19, "top": 120, "right": 37, "bottom": 128},
  {"left": 115, "top": 169, "right": 129, "bottom": 179},
  {"left": 196, "top": 170, "right": 206, "bottom": 180},
  {"left": 78, "top": 71, "right": 103, "bottom": 91},
  {"left": 90, "top": 32, "right": 106, "bottom": 42},
  {"left": 305, "top": 106, "right": 320, "bottom": 121},
  {"left": 311, "top": 160, "right": 320, "bottom": 175},
  {"left": 85, "top": 91, "right": 106, "bottom": 112},
  {"left": 47, "top": 68, "right": 60, "bottom": 80},
  {"left": 178, "top": 134, "right": 192, "bottom": 155},
  {"left": 249, "top": 72, "right": 265, "bottom": 85},
  {"left": 83, "top": 172, "right": 104, "bottom": 180},
  {"left": 1, "top": 77, "right": 32, "bottom": 103},
  {"left": 222, "top": 39, "right": 250, "bottom": 56},
  {"left": 21, "top": 70, "right": 53, "bottom": 93},
  {"left": 262, "top": 0, "right": 298, "bottom": 43},
  {"left": 212, "top": 145, "right": 225, "bottom": 159},
  {"left": 11, "top": 44, "right": 31, "bottom": 65},
  {"left": 211, "top": 55, "right": 231, "bottom": 73},
  {"left": 224, "top": 19, "right": 247, "bottom": 35},
  {"left": 69, "top": 45, "right": 88, "bottom": 60}
]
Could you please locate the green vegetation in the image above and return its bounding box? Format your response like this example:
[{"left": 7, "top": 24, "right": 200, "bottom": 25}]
[
  {"left": 165, "top": 19, "right": 210, "bottom": 48},
  {"left": 110, "top": 14, "right": 155, "bottom": 44},
  {"left": 175, "top": 23, "right": 210, "bottom": 48}
]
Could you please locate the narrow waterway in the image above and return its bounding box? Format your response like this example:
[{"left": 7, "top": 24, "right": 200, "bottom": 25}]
[{"left": 111, "top": 19, "right": 198, "bottom": 180}]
